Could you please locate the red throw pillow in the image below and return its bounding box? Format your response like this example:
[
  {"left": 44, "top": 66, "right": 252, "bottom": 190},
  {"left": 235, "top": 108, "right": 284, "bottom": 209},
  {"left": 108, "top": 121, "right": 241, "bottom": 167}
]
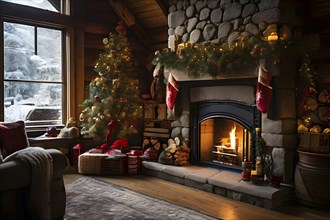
[{"left": 0, "top": 121, "right": 29, "bottom": 158}]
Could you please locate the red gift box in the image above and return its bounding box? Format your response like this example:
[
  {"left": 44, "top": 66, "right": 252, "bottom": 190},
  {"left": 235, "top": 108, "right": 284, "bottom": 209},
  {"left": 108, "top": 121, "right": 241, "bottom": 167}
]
[
  {"left": 126, "top": 150, "right": 143, "bottom": 174},
  {"left": 73, "top": 144, "right": 85, "bottom": 165}
]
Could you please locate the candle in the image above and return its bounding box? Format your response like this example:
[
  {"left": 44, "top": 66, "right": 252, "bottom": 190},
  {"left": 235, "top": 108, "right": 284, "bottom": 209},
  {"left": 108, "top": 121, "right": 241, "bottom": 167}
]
[
  {"left": 243, "top": 129, "right": 246, "bottom": 159},
  {"left": 177, "top": 43, "right": 185, "bottom": 57},
  {"left": 268, "top": 32, "right": 278, "bottom": 44}
]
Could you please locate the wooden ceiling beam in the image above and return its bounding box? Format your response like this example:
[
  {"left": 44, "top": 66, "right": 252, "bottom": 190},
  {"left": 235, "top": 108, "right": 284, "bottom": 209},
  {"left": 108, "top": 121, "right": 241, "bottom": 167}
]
[
  {"left": 108, "top": 0, "right": 152, "bottom": 51},
  {"left": 154, "top": 0, "right": 169, "bottom": 17}
]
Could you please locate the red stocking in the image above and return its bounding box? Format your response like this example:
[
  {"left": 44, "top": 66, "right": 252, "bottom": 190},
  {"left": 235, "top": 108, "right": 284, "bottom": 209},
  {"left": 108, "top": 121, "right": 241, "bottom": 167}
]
[
  {"left": 256, "top": 82, "right": 273, "bottom": 113},
  {"left": 256, "top": 64, "right": 273, "bottom": 113},
  {"left": 166, "top": 73, "right": 179, "bottom": 110}
]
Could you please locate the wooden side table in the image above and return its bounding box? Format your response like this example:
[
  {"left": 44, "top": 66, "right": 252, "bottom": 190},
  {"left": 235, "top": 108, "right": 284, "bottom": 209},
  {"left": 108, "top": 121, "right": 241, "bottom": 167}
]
[{"left": 28, "top": 136, "right": 99, "bottom": 165}]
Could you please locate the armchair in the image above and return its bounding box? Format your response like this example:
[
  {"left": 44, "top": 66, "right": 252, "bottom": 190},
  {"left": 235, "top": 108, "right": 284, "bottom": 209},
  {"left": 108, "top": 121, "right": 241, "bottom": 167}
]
[{"left": 0, "top": 121, "right": 68, "bottom": 220}]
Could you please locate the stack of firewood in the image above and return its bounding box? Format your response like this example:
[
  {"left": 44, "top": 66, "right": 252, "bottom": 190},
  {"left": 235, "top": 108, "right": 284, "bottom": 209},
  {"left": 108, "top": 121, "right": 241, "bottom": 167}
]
[{"left": 158, "top": 137, "right": 191, "bottom": 166}]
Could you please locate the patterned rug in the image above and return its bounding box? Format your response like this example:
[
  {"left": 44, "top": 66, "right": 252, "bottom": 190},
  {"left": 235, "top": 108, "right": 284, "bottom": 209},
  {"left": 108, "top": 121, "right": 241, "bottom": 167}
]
[{"left": 64, "top": 176, "right": 219, "bottom": 220}]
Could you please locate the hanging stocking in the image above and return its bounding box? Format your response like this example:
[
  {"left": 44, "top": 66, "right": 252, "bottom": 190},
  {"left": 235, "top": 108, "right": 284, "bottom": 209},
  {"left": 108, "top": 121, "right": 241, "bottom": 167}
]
[
  {"left": 256, "top": 63, "right": 273, "bottom": 113},
  {"left": 166, "top": 73, "right": 179, "bottom": 110}
]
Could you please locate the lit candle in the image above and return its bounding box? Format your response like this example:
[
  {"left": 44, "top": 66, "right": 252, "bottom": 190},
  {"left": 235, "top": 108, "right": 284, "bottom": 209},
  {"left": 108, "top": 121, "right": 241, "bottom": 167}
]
[
  {"left": 243, "top": 129, "right": 246, "bottom": 159},
  {"left": 268, "top": 32, "right": 278, "bottom": 44},
  {"left": 177, "top": 43, "right": 185, "bottom": 57},
  {"left": 245, "top": 130, "right": 249, "bottom": 159}
]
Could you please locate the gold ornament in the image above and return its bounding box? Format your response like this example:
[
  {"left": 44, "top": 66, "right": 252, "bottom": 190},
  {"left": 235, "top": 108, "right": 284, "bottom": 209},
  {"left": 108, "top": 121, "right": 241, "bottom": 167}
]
[
  {"left": 102, "top": 38, "right": 108, "bottom": 45},
  {"left": 95, "top": 118, "right": 101, "bottom": 124},
  {"left": 91, "top": 105, "right": 99, "bottom": 113},
  {"left": 119, "top": 112, "right": 126, "bottom": 118},
  {"left": 79, "top": 113, "right": 85, "bottom": 122},
  {"left": 112, "top": 79, "right": 120, "bottom": 87}
]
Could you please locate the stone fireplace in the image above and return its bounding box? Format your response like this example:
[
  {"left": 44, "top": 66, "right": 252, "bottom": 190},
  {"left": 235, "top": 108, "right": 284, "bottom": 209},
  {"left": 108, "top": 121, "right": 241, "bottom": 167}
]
[
  {"left": 165, "top": 0, "right": 302, "bottom": 185},
  {"left": 168, "top": 57, "right": 297, "bottom": 185}
]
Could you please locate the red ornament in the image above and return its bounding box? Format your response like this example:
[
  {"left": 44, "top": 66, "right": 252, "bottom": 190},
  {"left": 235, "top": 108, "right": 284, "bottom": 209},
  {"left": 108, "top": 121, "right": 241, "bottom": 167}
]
[
  {"left": 120, "top": 98, "right": 127, "bottom": 103},
  {"left": 94, "top": 96, "right": 101, "bottom": 102},
  {"left": 116, "top": 23, "right": 126, "bottom": 35}
]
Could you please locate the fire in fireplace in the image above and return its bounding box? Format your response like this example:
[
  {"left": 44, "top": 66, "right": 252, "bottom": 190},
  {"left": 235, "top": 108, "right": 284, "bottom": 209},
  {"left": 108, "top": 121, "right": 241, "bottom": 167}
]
[
  {"left": 191, "top": 101, "right": 261, "bottom": 171},
  {"left": 200, "top": 118, "right": 249, "bottom": 168}
]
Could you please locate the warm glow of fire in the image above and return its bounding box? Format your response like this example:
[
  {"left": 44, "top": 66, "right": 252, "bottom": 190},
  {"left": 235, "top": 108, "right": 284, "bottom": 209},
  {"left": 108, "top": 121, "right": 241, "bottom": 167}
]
[{"left": 229, "top": 126, "right": 236, "bottom": 149}]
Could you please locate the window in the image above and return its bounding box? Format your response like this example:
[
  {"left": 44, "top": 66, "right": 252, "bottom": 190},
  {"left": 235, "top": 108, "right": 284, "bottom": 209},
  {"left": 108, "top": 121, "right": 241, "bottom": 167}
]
[
  {"left": 1, "top": 0, "right": 61, "bottom": 13},
  {"left": 2, "top": 21, "right": 65, "bottom": 128}
]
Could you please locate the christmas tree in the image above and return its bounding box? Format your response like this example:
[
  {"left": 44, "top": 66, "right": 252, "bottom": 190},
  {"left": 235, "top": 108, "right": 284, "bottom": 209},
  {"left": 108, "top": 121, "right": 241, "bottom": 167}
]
[{"left": 79, "top": 23, "right": 143, "bottom": 145}]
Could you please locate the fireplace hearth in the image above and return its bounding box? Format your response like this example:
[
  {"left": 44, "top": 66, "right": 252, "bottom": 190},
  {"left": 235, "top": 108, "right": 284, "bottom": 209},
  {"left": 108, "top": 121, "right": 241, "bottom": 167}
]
[{"left": 190, "top": 101, "right": 261, "bottom": 171}]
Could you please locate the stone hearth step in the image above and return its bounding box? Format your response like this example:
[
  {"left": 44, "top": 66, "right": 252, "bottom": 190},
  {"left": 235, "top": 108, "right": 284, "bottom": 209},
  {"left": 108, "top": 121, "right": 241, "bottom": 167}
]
[{"left": 141, "top": 161, "right": 293, "bottom": 209}]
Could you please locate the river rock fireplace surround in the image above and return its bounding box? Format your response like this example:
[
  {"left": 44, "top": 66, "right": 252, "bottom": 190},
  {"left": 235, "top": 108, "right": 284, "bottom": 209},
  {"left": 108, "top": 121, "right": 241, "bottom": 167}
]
[{"left": 162, "top": 0, "right": 304, "bottom": 187}]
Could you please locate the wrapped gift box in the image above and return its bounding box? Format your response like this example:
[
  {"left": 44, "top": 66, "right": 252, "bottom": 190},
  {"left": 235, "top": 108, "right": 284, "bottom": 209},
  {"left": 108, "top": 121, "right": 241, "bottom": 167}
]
[
  {"left": 127, "top": 155, "right": 143, "bottom": 174},
  {"left": 78, "top": 152, "right": 127, "bottom": 175},
  {"left": 126, "top": 150, "right": 143, "bottom": 174}
]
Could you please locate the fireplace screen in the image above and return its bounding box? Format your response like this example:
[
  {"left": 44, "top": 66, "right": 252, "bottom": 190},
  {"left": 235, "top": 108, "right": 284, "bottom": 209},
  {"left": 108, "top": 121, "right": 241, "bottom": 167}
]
[{"left": 200, "top": 118, "right": 250, "bottom": 168}]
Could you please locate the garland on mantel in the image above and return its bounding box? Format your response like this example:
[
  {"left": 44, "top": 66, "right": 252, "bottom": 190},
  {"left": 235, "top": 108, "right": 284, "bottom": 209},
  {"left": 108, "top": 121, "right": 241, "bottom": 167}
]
[{"left": 152, "top": 36, "right": 292, "bottom": 77}]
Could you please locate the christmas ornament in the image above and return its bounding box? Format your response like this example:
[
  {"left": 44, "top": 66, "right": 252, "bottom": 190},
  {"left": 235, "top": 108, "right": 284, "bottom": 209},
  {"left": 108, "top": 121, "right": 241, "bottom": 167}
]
[
  {"left": 91, "top": 105, "right": 99, "bottom": 113},
  {"left": 119, "top": 112, "right": 126, "bottom": 118},
  {"left": 116, "top": 22, "right": 126, "bottom": 35},
  {"left": 119, "top": 98, "right": 127, "bottom": 103},
  {"left": 103, "top": 38, "right": 108, "bottom": 45},
  {"left": 94, "top": 96, "right": 100, "bottom": 102}
]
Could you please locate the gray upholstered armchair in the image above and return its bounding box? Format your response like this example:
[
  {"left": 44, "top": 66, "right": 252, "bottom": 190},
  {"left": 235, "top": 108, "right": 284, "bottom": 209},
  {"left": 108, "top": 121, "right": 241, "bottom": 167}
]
[{"left": 0, "top": 121, "right": 68, "bottom": 220}]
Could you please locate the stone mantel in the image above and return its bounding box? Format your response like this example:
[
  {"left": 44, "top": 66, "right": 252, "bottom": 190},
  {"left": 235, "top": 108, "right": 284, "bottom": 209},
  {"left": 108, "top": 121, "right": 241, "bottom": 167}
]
[{"left": 167, "top": 65, "right": 258, "bottom": 82}]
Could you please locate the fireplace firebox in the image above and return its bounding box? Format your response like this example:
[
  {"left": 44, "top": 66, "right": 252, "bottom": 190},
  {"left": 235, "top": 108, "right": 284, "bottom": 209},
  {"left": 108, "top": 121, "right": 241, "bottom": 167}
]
[{"left": 191, "top": 101, "right": 261, "bottom": 171}]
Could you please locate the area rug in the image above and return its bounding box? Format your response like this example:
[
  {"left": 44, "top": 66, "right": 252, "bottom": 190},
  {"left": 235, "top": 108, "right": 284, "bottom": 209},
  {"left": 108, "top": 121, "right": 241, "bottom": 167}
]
[{"left": 64, "top": 176, "right": 219, "bottom": 220}]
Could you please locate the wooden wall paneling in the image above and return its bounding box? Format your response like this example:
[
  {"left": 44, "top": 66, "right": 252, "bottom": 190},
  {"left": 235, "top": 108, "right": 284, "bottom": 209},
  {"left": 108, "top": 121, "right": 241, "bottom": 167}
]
[
  {"left": 84, "top": 67, "right": 98, "bottom": 83},
  {"left": 84, "top": 33, "right": 106, "bottom": 49},
  {"left": 84, "top": 48, "right": 100, "bottom": 69},
  {"left": 75, "top": 29, "right": 86, "bottom": 126}
]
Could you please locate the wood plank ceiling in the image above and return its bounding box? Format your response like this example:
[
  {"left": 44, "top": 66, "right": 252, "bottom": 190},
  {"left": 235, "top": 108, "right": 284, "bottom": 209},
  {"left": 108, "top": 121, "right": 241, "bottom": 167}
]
[{"left": 108, "top": 0, "right": 169, "bottom": 53}]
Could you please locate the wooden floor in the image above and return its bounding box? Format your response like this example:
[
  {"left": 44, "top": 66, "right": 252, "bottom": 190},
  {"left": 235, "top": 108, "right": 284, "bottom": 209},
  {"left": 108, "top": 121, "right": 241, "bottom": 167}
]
[{"left": 64, "top": 173, "right": 330, "bottom": 220}]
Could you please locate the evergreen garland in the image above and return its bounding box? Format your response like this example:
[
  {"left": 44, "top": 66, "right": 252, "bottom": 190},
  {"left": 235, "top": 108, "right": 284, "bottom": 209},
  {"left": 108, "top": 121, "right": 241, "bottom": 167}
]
[{"left": 152, "top": 36, "right": 291, "bottom": 77}]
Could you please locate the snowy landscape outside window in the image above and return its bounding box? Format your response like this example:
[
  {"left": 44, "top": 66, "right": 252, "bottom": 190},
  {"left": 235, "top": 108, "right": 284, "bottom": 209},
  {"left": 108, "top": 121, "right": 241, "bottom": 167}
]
[
  {"left": 3, "top": 21, "right": 64, "bottom": 127},
  {"left": 1, "top": 0, "right": 60, "bottom": 13}
]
